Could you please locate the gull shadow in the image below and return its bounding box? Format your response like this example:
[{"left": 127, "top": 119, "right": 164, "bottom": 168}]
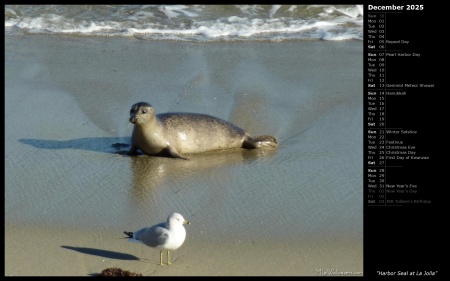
[
  {"left": 19, "top": 137, "right": 131, "bottom": 154},
  {"left": 61, "top": 245, "right": 139, "bottom": 260}
]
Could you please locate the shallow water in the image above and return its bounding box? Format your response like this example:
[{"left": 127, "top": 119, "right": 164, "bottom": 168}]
[{"left": 5, "top": 35, "right": 363, "bottom": 275}]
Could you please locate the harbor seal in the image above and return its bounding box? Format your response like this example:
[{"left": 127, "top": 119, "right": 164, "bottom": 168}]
[{"left": 127, "top": 102, "right": 278, "bottom": 159}]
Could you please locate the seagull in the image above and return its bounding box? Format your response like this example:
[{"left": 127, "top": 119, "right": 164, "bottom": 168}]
[{"left": 124, "top": 212, "right": 190, "bottom": 266}]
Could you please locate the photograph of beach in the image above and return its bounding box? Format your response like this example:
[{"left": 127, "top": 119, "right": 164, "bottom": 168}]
[{"left": 5, "top": 5, "right": 363, "bottom": 276}]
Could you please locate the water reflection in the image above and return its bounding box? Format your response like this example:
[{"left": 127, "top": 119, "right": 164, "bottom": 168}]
[{"left": 127, "top": 148, "right": 277, "bottom": 210}]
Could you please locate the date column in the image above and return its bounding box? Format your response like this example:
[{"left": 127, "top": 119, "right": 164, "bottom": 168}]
[{"left": 366, "top": 12, "right": 386, "bottom": 206}]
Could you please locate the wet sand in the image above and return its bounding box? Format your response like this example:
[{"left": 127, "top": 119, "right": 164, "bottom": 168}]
[{"left": 5, "top": 34, "right": 363, "bottom": 276}]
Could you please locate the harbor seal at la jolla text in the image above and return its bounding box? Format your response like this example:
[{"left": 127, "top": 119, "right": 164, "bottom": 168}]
[{"left": 127, "top": 102, "right": 278, "bottom": 159}]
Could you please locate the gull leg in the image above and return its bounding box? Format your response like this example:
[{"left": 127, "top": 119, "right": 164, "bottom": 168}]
[
  {"left": 160, "top": 250, "right": 163, "bottom": 266},
  {"left": 167, "top": 251, "right": 172, "bottom": 265}
]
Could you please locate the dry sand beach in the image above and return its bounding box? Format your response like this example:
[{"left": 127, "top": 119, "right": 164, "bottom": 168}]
[{"left": 5, "top": 34, "right": 363, "bottom": 276}]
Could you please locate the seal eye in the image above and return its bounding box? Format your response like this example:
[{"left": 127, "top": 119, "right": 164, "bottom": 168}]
[{"left": 142, "top": 109, "right": 147, "bottom": 114}]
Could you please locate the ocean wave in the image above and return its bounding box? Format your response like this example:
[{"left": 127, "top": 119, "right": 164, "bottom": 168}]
[{"left": 5, "top": 5, "right": 363, "bottom": 41}]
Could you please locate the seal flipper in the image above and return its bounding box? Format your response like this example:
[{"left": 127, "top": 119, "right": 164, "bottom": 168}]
[
  {"left": 127, "top": 146, "right": 140, "bottom": 156},
  {"left": 165, "top": 146, "right": 190, "bottom": 160},
  {"left": 243, "top": 135, "right": 279, "bottom": 149}
]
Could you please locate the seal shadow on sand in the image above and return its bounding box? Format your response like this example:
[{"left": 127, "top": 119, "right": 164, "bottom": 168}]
[
  {"left": 61, "top": 245, "right": 139, "bottom": 261},
  {"left": 18, "top": 137, "right": 132, "bottom": 154},
  {"left": 19, "top": 137, "right": 278, "bottom": 194},
  {"left": 18, "top": 137, "right": 279, "bottom": 160}
]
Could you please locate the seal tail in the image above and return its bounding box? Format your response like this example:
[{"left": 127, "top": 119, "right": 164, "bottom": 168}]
[{"left": 244, "top": 135, "right": 279, "bottom": 149}]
